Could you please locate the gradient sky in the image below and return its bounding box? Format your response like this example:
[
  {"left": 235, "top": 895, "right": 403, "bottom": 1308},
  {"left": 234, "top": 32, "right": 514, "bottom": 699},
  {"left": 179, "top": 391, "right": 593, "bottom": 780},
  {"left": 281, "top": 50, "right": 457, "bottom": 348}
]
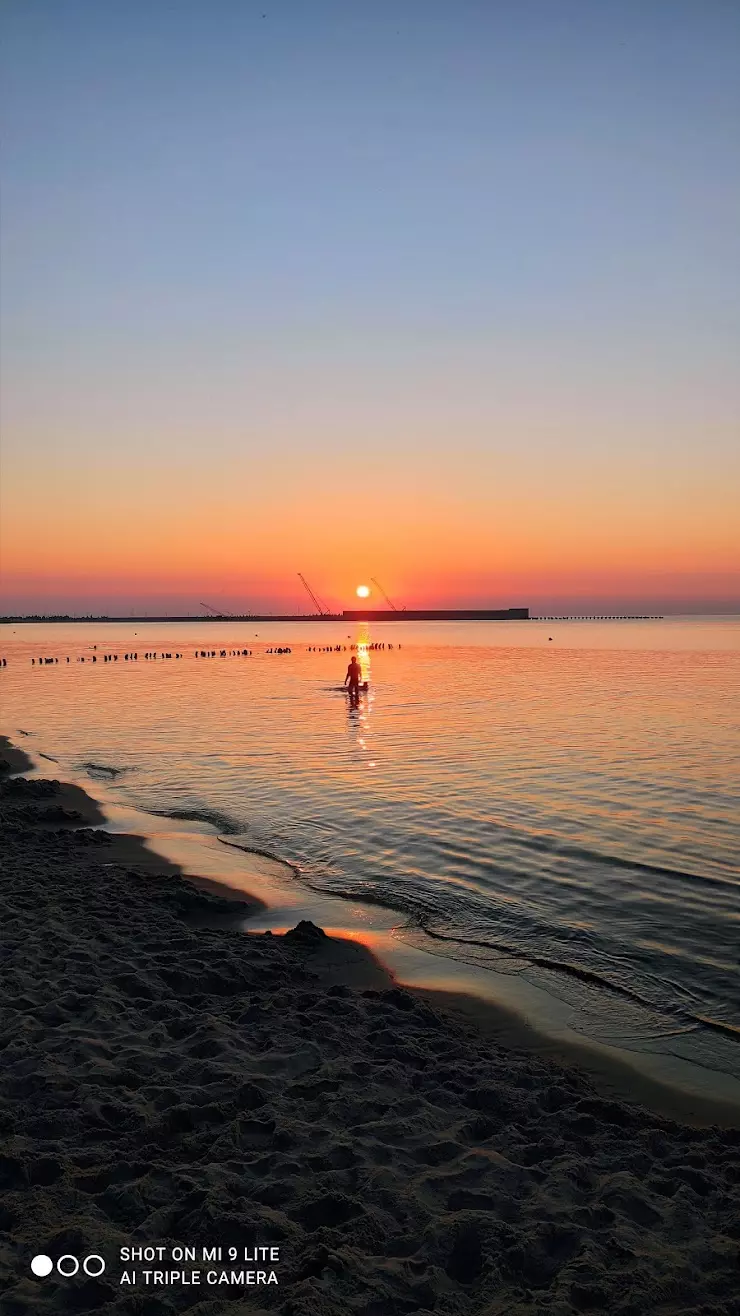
[{"left": 1, "top": 0, "right": 738, "bottom": 614}]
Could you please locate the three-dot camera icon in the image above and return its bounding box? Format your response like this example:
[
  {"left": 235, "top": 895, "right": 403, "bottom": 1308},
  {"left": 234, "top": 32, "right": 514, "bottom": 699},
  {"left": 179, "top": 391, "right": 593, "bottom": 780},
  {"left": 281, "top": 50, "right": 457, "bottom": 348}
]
[{"left": 31, "top": 1254, "right": 105, "bottom": 1279}]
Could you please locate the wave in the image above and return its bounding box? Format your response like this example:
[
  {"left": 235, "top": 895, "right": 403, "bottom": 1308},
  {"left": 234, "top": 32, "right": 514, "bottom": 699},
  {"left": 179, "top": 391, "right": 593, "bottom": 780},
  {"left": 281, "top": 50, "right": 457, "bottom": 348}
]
[
  {"left": 415, "top": 920, "right": 661, "bottom": 1011},
  {"left": 511, "top": 831, "right": 739, "bottom": 888},
  {"left": 216, "top": 837, "right": 669, "bottom": 1015},
  {"left": 143, "top": 805, "right": 244, "bottom": 836},
  {"left": 252, "top": 841, "right": 739, "bottom": 1043},
  {"left": 82, "top": 762, "right": 133, "bottom": 779},
  {"left": 693, "top": 1015, "right": 740, "bottom": 1040},
  {"left": 413, "top": 921, "right": 739, "bottom": 1043},
  {"left": 217, "top": 836, "right": 300, "bottom": 875},
  {"left": 136, "top": 792, "right": 740, "bottom": 1049}
]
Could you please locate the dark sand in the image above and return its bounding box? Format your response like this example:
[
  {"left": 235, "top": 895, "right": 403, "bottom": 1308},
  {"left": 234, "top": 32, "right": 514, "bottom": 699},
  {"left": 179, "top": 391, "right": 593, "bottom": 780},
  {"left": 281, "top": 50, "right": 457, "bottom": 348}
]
[{"left": 1, "top": 737, "right": 739, "bottom": 1315}]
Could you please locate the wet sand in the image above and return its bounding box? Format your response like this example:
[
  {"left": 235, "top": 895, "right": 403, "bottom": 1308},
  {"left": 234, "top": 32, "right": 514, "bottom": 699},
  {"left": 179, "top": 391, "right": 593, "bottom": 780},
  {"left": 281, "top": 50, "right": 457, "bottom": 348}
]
[{"left": 1, "top": 736, "right": 739, "bottom": 1315}]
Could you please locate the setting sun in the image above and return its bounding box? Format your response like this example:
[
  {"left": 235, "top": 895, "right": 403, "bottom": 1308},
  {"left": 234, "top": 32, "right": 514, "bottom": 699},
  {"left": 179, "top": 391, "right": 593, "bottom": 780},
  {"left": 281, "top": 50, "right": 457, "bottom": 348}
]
[{"left": 356, "top": 584, "right": 370, "bottom": 598}]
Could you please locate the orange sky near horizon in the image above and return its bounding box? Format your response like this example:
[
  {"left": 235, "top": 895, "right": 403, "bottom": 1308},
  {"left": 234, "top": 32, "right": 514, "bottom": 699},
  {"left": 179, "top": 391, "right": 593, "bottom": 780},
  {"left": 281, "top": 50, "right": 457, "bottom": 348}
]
[{"left": 2, "top": 443, "right": 738, "bottom": 613}]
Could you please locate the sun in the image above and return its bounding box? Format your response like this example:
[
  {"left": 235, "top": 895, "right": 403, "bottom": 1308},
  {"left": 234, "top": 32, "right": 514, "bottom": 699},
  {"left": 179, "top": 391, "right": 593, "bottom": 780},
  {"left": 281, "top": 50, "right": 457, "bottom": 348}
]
[{"left": 356, "top": 584, "right": 370, "bottom": 598}]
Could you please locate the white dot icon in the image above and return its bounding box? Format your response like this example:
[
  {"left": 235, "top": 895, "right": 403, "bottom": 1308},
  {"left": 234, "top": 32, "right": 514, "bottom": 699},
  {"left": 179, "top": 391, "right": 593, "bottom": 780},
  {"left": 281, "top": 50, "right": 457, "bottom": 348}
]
[{"left": 31, "top": 1255, "right": 53, "bottom": 1277}]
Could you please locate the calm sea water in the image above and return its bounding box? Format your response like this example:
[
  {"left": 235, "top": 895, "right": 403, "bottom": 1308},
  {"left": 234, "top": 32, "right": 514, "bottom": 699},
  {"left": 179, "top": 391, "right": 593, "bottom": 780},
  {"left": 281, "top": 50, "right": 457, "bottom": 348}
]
[{"left": 2, "top": 616, "right": 739, "bottom": 1090}]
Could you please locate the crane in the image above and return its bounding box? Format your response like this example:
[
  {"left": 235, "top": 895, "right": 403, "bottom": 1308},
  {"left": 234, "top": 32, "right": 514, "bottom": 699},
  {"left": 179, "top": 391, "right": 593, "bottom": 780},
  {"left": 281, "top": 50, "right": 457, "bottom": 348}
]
[
  {"left": 297, "top": 573, "right": 329, "bottom": 616},
  {"left": 200, "top": 602, "right": 236, "bottom": 618},
  {"left": 370, "top": 578, "right": 404, "bottom": 611}
]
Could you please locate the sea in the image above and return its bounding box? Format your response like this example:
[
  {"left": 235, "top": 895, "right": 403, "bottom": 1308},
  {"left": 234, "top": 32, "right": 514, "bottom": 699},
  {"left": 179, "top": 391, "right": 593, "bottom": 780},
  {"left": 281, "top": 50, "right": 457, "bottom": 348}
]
[{"left": 2, "top": 615, "right": 739, "bottom": 1105}]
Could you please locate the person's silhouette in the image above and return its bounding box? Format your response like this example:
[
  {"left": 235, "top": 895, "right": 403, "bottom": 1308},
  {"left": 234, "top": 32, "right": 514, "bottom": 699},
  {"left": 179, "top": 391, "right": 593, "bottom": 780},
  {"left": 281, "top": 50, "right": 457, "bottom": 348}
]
[{"left": 344, "top": 655, "right": 361, "bottom": 695}]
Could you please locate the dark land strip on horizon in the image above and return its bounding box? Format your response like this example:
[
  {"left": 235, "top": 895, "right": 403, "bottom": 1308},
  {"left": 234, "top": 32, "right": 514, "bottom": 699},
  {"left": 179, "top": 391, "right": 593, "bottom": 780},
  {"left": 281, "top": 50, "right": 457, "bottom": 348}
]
[{"left": 1, "top": 608, "right": 668, "bottom": 623}]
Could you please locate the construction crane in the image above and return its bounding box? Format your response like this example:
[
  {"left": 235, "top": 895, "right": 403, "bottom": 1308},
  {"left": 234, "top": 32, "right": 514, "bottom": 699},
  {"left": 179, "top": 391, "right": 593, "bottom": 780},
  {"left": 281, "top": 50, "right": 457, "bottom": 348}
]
[
  {"left": 297, "top": 573, "right": 329, "bottom": 616},
  {"left": 200, "top": 601, "right": 236, "bottom": 618},
  {"left": 370, "top": 578, "right": 404, "bottom": 611}
]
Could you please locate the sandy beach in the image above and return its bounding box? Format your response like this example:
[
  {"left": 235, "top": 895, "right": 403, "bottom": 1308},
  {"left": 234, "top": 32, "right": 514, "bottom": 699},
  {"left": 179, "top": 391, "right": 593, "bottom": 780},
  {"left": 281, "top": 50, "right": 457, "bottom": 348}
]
[{"left": 1, "top": 736, "right": 739, "bottom": 1315}]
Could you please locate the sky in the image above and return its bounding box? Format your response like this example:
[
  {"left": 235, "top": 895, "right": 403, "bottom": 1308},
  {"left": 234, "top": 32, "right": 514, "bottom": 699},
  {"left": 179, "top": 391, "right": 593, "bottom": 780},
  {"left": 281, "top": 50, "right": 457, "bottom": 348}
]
[{"left": 1, "top": 0, "right": 738, "bottom": 615}]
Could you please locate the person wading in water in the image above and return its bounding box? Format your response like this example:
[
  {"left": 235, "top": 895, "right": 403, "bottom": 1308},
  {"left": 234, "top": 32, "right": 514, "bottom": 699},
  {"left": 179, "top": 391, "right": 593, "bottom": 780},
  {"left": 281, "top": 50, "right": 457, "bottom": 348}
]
[{"left": 344, "top": 655, "right": 362, "bottom": 695}]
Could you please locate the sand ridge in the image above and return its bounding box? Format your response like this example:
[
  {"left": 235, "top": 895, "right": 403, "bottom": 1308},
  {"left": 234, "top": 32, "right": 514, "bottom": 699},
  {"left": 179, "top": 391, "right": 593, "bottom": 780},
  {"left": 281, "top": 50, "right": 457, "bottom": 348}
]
[{"left": 1, "top": 741, "right": 739, "bottom": 1314}]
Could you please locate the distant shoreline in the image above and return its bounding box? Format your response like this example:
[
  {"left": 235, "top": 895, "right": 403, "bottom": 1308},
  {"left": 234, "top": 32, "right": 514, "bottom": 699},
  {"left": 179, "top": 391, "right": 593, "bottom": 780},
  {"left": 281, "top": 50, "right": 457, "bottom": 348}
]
[{"left": 0, "top": 609, "right": 673, "bottom": 624}]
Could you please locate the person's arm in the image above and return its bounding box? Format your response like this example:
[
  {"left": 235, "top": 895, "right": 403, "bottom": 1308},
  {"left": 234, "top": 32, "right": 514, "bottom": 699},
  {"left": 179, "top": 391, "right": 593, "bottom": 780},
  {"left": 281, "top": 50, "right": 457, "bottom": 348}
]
[{"left": 344, "top": 666, "right": 350, "bottom": 685}]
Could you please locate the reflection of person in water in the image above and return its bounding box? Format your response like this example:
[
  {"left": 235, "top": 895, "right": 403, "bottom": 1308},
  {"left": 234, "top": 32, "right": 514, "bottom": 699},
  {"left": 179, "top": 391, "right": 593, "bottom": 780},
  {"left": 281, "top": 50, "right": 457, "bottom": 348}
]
[{"left": 344, "top": 655, "right": 362, "bottom": 694}]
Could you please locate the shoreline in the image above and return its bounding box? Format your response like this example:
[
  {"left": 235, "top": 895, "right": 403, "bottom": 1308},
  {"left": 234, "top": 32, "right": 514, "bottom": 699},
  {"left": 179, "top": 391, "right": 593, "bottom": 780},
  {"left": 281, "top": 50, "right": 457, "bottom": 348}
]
[
  {"left": 82, "top": 786, "right": 740, "bottom": 1127},
  {"left": 2, "top": 737, "right": 740, "bottom": 1313},
  {"left": 6, "top": 736, "right": 740, "bottom": 1129}
]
